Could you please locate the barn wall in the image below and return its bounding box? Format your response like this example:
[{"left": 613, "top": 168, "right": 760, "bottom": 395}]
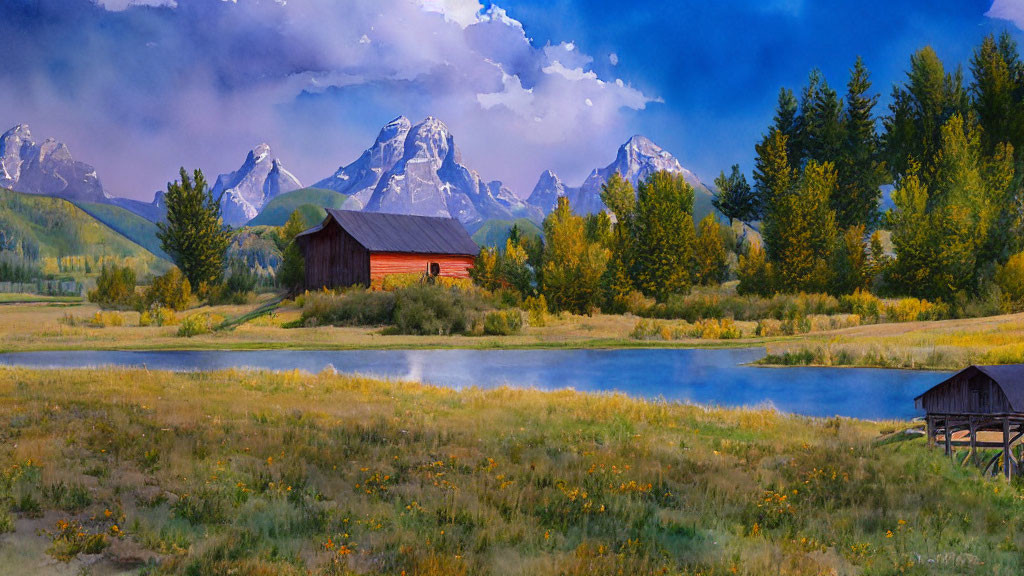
[
  {"left": 370, "top": 252, "right": 475, "bottom": 280},
  {"left": 920, "top": 373, "right": 1013, "bottom": 414},
  {"left": 302, "top": 221, "right": 370, "bottom": 289}
]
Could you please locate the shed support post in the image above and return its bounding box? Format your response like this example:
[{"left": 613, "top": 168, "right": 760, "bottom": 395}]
[
  {"left": 926, "top": 416, "right": 935, "bottom": 448},
  {"left": 969, "top": 417, "right": 978, "bottom": 466},
  {"left": 1005, "top": 418, "right": 1013, "bottom": 482},
  {"left": 944, "top": 417, "right": 951, "bottom": 457}
]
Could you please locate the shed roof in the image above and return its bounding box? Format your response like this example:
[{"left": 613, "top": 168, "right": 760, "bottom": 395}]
[
  {"left": 916, "top": 365, "right": 1024, "bottom": 412},
  {"left": 296, "top": 209, "right": 479, "bottom": 256}
]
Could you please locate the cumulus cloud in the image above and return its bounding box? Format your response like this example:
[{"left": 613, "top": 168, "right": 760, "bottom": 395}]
[
  {"left": 0, "top": 0, "right": 654, "bottom": 198},
  {"left": 987, "top": 0, "right": 1024, "bottom": 30}
]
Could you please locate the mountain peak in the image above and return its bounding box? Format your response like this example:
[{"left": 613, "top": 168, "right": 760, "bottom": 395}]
[
  {"left": 0, "top": 124, "right": 105, "bottom": 202},
  {"left": 214, "top": 144, "right": 301, "bottom": 226}
]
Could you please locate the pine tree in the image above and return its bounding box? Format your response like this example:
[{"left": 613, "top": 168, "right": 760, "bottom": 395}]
[
  {"left": 713, "top": 164, "right": 759, "bottom": 223},
  {"left": 753, "top": 129, "right": 796, "bottom": 218},
  {"left": 763, "top": 161, "right": 838, "bottom": 293},
  {"left": 804, "top": 76, "right": 844, "bottom": 165},
  {"left": 971, "top": 33, "right": 1019, "bottom": 153},
  {"left": 632, "top": 171, "right": 696, "bottom": 300},
  {"left": 541, "top": 197, "right": 609, "bottom": 315},
  {"left": 599, "top": 172, "right": 638, "bottom": 309},
  {"left": 277, "top": 210, "right": 307, "bottom": 293},
  {"left": 693, "top": 214, "right": 728, "bottom": 286},
  {"left": 773, "top": 88, "right": 803, "bottom": 164},
  {"left": 836, "top": 56, "right": 886, "bottom": 229},
  {"left": 736, "top": 242, "right": 773, "bottom": 296},
  {"left": 883, "top": 47, "right": 969, "bottom": 184},
  {"left": 157, "top": 168, "right": 232, "bottom": 293},
  {"left": 599, "top": 172, "right": 636, "bottom": 222},
  {"left": 829, "top": 225, "right": 870, "bottom": 295}
]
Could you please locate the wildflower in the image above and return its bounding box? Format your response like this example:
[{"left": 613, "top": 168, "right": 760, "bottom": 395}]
[{"left": 885, "top": 530, "right": 893, "bottom": 538}]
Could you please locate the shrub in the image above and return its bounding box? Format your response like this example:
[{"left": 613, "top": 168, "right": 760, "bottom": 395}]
[
  {"left": 483, "top": 309, "right": 523, "bottom": 335},
  {"left": 523, "top": 295, "right": 549, "bottom": 327},
  {"left": 207, "top": 261, "right": 258, "bottom": 305},
  {"left": 839, "top": 289, "right": 882, "bottom": 321},
  {"left": 372, "top": 273, "right": 423, "bottom": 291},
  {"left": 392, "top": 284, "right": 487, "bottom": 335},
  {"left": 300, "top": 289, "right": 396, "bottom": 327},
  {"left": 755, "top": 318, "right": 784, "bottom": 337},
  {"left": 89, "top": 311, "right": 126, "bottom": 327},
  {"left": 88, "top": 264, "right": 138, "bottom": 310},
  {"left": 140, "top": 305, "right": 178, "bottom": 327},
  {"left": 145, "top": 267, "right": 192, "bottom": 311},
  {"left": 0, "top": 508, "right": 12, "bottom": 534},
  {"left": 885, "top": 298, "right": 945, "bottom": 322},
  {"left": 997, "top": 251, "right": 1024, "bottom": 311},
  {"left": 177, "top": 314, "right": 214, "bottom": 337},
  {"left": 689, "top": 318, "right": 742, "bottom": 339},
  {"left": 630, "top": 319, "right": 662, "bottom": 340}
]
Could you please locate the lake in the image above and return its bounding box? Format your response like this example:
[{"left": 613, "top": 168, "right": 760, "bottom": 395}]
[{"left": 0, "top": 348, "right": 946, "bottom": 420}]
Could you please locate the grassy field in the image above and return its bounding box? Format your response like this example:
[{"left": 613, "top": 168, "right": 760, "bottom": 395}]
[
  {"left": 2, "top": 367, "right": 1022, "bottom": 575},
  {"left": 0, "top": 294, "right": 83, "bottom": 305},
  {"left": 4, "top": 299, "right": 1024, "bottom": 371}
]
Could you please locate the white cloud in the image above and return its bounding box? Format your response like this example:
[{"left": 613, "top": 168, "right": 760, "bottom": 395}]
[
  {"left": 609, "top": 52, "right": 619, "bottom": 66},
  {"left": 9, "top": 0, "right": 658, "bottom": 198},
  {"left": 987, "top": 0, "right": 1024, "bottom": 30},
  {"left": 542, "top": 60, "right": 599, "bottom": 82},
  {"left": 418, "top": 0, "right": 484, "bottom": 28}
]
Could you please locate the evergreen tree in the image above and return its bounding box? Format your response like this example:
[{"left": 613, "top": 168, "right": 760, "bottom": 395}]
[
  {"left": 157, "top": 168, "right": 232, "bottom": 293},
  {"left": 277, "top": 210, "right": 307, "bottom": 293},
  {"left": 883, "top": 47, "right": 969, "bottom": 184},
  {"left": 541, "top": 197, "right": 609, "bottom": 315},
  {"left": 886, "top": 162, "right": 976, "bottom": 301},
  {"left": 804, "top": 75, "right": 844, "bottom": 165},
  {"left": 971, "top": 33, "right": 1021, "bottom": 153},
  {"left": 829, "top": 225, "right": 870, "bottom": 295},
  {"left": 693, "top": 214, "right": 728, "bottom": 286},
  {"left": 632, "top": 171, "right": 696, "bottom": 300},
  {"left": 713, "top": 164, "right": 759, "bottom": 223},
  {"left": 772, "top": 88, "right": 803, "bottom": 164},
  {"left": 836, "top": 57, "right": 886, "bottom": 229},
  {"left": 599, "top": 172, "right": 636, "bottom": 222},
  {"left": 763, "top": 161, "right": 838, "bottom": 293},
  {"left": 753, "top": 129, "right": 796, "bottom": 218},
  {"left": 599, "top": 172, "right": 638, "bottom": 310},
  {"left": 736, "top": 242, "right": 773, "bottom": 296}
]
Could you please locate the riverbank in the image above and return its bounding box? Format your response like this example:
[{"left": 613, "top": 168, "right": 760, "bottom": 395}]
[
  {"left": 1, "top": 367, "right": 1020, "bottom": 575},
  {"left": 3, "top": 300, "right": 1024, "bottom": 370}
]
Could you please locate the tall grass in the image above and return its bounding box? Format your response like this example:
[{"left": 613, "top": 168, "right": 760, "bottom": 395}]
[{"left": 1, "top": 367, "right": 1019, "bottom": 574}]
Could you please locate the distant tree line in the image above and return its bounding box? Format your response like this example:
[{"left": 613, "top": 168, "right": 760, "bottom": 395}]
[{"left": 473, "top": 171, "right": 731, "bottom": 315}]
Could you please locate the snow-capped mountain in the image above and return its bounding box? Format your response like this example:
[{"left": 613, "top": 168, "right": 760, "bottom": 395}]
[
  {"left": 526, "top": 169, "right": 578, "bottom": 214},
  {"left": 212, "top": 143, "right": 302, "bottom": 226},
  {"left": 325, "top": 116, "right": 539, "bottom": 227},
  {"left": 0, "top": 124, "right": 106, "bottom": 203},
  {"left": 528, "top": 134, "right": 711, "bottom": 216},
  {"left": 313, "top": 116, "right": 411, "bottom": 210}
]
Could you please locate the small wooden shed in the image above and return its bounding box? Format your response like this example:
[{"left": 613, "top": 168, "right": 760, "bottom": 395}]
[
  {"left": 915, "top": 365, "right": 1024, "bottom": 479},
  {"left": 295, "top": 209, "right": 479, "bottom": 290}
]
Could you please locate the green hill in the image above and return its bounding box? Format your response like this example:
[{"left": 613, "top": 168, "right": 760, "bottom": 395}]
[
  {"left": 0, "top": 188, "right": 168, "bottom": 279},
  {"left": 75, "top": 201, "right": 168, "bottom": 259},
  {"left": 472, "top": 218, "right": 543, "bottom": 247},
  {"left": 247, "top": 187, "right": 349, "bottom": 228}
]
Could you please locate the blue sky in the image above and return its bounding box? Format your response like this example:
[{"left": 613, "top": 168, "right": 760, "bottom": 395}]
[{"left": 0, "top": 0, "right": 1021, "bottom": 201}]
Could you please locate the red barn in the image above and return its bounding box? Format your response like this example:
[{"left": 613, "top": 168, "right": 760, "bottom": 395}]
[{"left": 295, "top": 209, "right": 479, "bottom": 289}]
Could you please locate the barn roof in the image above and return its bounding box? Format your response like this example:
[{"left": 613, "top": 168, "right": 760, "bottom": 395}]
[
  {"left": 296, "top": 209, "right": 479, "bottom": 256},
  {"left": 916, "top": 365, "right": 1024, "bottom": 412}
]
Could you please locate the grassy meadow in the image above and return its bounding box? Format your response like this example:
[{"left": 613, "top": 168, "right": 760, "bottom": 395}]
[
  {"left": 2, "top": 367, "right": 1023, "bottom": 575},
  {"left": 4, "top": 296, "right": 1024, "bottom": 371}
]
